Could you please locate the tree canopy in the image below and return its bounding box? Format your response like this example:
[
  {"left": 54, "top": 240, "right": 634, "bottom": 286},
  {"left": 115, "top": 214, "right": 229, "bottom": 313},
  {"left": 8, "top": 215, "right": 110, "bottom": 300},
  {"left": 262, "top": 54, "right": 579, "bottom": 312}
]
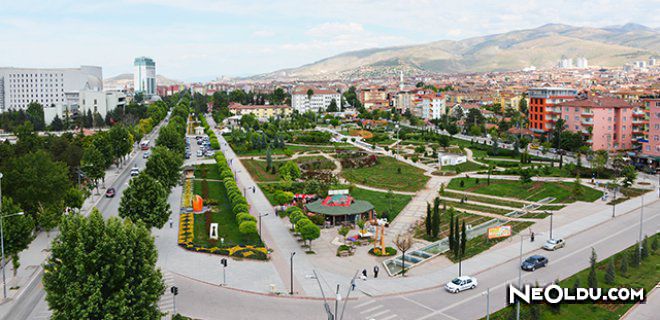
[
  {"left": 119, "top": 173, "right": 171, "bottom": 229},
  {"left": 144, "top": 146, "right": 183, "bottom": 190}
]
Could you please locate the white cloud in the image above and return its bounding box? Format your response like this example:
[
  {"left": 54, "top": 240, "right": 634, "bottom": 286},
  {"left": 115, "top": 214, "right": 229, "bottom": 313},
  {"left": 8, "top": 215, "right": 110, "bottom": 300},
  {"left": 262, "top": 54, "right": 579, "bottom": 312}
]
[{"left": 305, "top": 22, "right": 364, "bottom": 37}]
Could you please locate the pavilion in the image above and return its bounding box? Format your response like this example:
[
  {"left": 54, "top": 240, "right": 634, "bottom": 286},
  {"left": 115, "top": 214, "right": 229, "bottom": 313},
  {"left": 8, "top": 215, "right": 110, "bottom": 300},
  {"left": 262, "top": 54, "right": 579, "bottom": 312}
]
[{"left": 305, "top": 193, "right": 375, "bottom": 226}]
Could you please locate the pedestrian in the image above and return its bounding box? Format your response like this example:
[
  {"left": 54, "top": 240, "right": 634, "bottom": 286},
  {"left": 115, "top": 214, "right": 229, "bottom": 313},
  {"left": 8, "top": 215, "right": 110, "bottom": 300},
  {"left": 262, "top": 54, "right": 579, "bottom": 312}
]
[
  {"left": 530, "top": 231, "right": 535, "bottom": 242},
  {"left": 169, "top": 218, "right": 173, "bottom": 229},
  {"left": 373, "top": 265, "right": 379, "bottom": 278},
  {"left": 362, "top": 269, "right": 368, "bottom": 280}
]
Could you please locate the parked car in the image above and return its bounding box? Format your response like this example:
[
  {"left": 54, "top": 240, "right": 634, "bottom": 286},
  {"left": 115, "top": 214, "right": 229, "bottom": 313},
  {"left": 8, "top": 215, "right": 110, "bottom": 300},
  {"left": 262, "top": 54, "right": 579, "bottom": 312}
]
[
  {"left": 196, "top": 149, "right": 203, "bottom": 157},
  {"left": 445, "top": 276, "right": 478, "bottom": 293},
  {"left": 521, "top": 255, "right": 548, "bottom": 271},
  {"left": 130, "top": 167, "right": 140, "bottom": 176},
  {"left": 105, "top": 188, "right": 116, "bottom": 198},
  {"left": 143, "top": 151, "right": 151, "bottom": 159},
  {"left": 197, "top": 139, "right": 203, "bottom": 145},
  {"left": 185, "top": 152, "right": 190, "bottom": 159},
  {"left": 543, "top": 238, "right": 566, "bottom": 251}
]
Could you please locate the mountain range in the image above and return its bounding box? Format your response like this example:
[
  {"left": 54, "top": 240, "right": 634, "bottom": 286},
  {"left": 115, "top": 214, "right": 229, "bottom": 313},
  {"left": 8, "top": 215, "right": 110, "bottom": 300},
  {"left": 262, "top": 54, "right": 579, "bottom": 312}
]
[
  {"left": 103, "top": 73, "right": 181, "bottom": 90},
  {"left": 254, "top": 23, "right": 659, "bottom": 80}
]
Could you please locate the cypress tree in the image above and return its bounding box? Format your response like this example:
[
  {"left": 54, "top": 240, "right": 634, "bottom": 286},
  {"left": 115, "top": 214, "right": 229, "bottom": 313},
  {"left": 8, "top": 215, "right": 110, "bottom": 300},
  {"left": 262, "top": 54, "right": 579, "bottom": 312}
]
[
  {"left": 454, "top": 216, "right": 460, "bottom": 256},
  {"left": 448, "top": 210, "right": 455, "bottom": 251},
  {"left": 587, "top": 248, "right": 598, "bottom": 289},
  {"left": 460, "top": 220, "right": 467, "bottom": 257},
  {"left": 631, "top": 243, "right": 641, "bottom": 267},
  {"left": 619, "top": 252, "right": 628, "bottom": 275},
  {"left": 604, "top": 258, "right": 616, "bottom": 285},
  {"left": 425, "top": 202, "right": 432, "bottom": 237},
  {"left": 431, "top": 197, "right": 441, "bottom": 239},
  {"left": 641, "top": 236, "right": 649, "bottom": 260}
]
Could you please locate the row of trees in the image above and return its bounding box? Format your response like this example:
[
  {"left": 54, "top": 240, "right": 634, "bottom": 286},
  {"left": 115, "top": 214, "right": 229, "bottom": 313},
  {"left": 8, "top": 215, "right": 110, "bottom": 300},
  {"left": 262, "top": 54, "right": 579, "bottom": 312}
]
[
  {"left": 215, "top": 152, "right": 258, "bottom": 236},
  {"left": 287, "top": 207, "right": 321, "bottom": 251}
]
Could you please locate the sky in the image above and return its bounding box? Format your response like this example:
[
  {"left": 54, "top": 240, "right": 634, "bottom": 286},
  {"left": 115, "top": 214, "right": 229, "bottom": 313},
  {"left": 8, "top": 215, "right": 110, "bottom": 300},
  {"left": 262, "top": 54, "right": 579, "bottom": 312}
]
[{"left": 1, "top": 0, "right": 658, "bottom": 81}]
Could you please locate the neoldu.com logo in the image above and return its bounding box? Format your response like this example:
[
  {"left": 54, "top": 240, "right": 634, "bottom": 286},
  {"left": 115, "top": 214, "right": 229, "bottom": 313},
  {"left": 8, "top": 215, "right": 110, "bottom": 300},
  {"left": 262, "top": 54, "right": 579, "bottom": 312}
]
[{"left": 508, "top": 284, "right": 645, "bottom": 304}]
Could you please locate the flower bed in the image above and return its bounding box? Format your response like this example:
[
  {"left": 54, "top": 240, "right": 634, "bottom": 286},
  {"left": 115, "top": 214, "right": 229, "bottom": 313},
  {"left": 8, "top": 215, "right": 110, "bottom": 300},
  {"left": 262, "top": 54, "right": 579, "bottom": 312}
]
[
  {"left": 178, "top": 212, "right": 194, "bottom": 245},
  {"left": 368, "top": 246, "right": 397, "bottom": 256},
  {"left": 182, "top": 179, "right": 193, "bottom": 208},
  {"left": 178, "top": 242, "right": 269, "bottom": 260}
]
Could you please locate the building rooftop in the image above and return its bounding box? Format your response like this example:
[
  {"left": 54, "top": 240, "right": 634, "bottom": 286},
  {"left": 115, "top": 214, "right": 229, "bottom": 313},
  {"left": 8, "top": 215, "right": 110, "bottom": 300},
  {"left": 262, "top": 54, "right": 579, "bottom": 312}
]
[
  {"left": 557, "top": 96, "right": 632, "bottom": 108},
  {"left": 306, "top": 195, "right": 374, "bottom": 216}
]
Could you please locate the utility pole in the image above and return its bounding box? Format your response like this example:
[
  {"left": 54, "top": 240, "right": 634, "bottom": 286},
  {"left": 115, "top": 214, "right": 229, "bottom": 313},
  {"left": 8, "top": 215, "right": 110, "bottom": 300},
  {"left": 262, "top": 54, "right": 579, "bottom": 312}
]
[
  {"left": 639, "top": 196, "right": 644, "bottom": 251},
  {"left": 548, "top": 211, "right": 553, "bottom": 240},
  {"left": 517, "top": 234, "right": 524, "bottom": 320},
  {"left": 484, "top": 287, "right": 490, "bottom": 320},
  {"left": 221, "top": 258, "right": 227, "bottom": 286},
  {"left": 259, "top": 213, "right": 269, "bottom": 236},
  {"left": 290, "top": 252, "right": 296, "bottom": 295}
]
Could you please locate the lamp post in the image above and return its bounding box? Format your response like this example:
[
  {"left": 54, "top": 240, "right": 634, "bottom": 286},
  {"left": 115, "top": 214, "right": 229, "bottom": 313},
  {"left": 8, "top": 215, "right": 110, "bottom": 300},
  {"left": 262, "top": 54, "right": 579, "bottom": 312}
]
[
  {"left": 220, "top": 258, "right": 227, "bottom": 286},
  {"left": 516, "top": 234, "right": 527, "bottom": 320},
  {"left": 290, "top": 252, "right": 296, "bottom": 295},
  {"left": 0, "top": 173, "right": 24, "bottom": 300},
  {"left": 547, "top": 211, "right": 554, "bottom": 240},
  {"left": 611, "top": 186, "right": 619, "bottom": 218},
  {"left": 395, "top": 124, "right": 400, "bottom": 158},
  {"left": 483, "top": 288, "right": 491, "bottom": 320},
  {"left": 639, "top": 195, "right": 644, "bottom": 251},
  {"left": 258, "top": 213, "right": 269, "bottom": 236}
]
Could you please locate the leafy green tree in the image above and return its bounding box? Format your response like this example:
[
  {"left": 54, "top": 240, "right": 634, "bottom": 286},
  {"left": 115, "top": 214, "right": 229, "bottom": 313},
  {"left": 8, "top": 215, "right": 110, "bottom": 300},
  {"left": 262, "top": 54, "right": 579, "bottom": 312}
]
[
  {"left": 119, "top": 173, "right": 171, "bottom": 229},
  {"left": 81, "top": 145, "right": 106, "bottom": 194},
  {"left": 300, "top": 223, "right": 321, "bottom": 251},
  {"left": 4, "top": 150, "right": 70, "bottom": 215},
  {"left": 587, "top": 248, "right": 598, "bottom": 289},
  {"left": 26, "top": 102, "right": 45, "bottom": 131},
  {"left": 641, "top": 235, "right": 649, "bottom": 260},
  {"left": 37, "top": 202, "right": 64, "bottom": 237},
  {"left": 621, "top": 165, "right": 637, "bottom": 187},
  {"left": 619, "top": 252, "right": 628, "bottom": 275},
  {"left": 145, "top": 146, "right": 183, "bottom": 190},
  {"left": 63, "top": 187, "right": 85, "bottom": 210},
  {"left": 519, "top": 169, "right": 533, "bottom": 184},
  {"left": 0, "top": 197, "right": 35, "bottom": 264},
  {"left": 50, "top": 115, "right": 64, "bottom": 131},
  {"left": 109, "top": 125, "right": 133, "bottom": 167},
  {"left": 273, "top": 191, "right": 294, "bottom": 205},
  {"left": 604, "top": 258, "right": 616, "bottom": 285},
  {"left": 265, "top": 147, "right": 273, "bottom": 170},
  {"left": 156, "top": 125, "right": 185, "bottom": 155},
  {"left": 631, "top": 243, "right": 641, "bottom": 267},
  {"left": 43, "top": 209, "right": 164, "bottom": 319},
  {"left": 279, "top": 161, "right": 301, "bottom": 181},
  {"left": 91, "top": 131, "right": 114, "bottom": 167},
  {"left": 572, "top": 175, "right": 584, "bottom": 200},
  {"left": 326, "top": 99, "right": 339, "bottom": 112}
]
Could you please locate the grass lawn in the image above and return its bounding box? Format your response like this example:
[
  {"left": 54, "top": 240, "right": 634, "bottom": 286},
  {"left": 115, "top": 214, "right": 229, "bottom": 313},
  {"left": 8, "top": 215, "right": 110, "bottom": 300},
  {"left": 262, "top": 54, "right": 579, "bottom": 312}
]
[
  {"left": 444, "top": 200, "right": 514, "bottom": 215},
  {"left": 342, "top": 156, "right": 429, "bottom": 192},
  {"left": 192, "top": 180, "right": 262, "bottom": 247},
  {"left": 485, "top": 233, "right": 659, "bottom": 320},
  {"left": 440, "top": 161, "right": 488, "bottom": 173},
  {"left": 349, "top": 187, "right": 412, "bottom": 221},
  {"left": 242, "top": 159, "right": 281, "bottom": 182},
  {"left": 295, "top": 156, "right": 336, "bottom": 170},
  {"left": 447, "top": 178, "right": 602, "bottom": 203},
  {"left": 194, "top": 163, "right": 222, "bottom": 180},
  {"left": 443, "top": 190, "right": 528, "bottom": 208},
  {"left": 608, "top": 187, "right": 651, "bottom": 205}
]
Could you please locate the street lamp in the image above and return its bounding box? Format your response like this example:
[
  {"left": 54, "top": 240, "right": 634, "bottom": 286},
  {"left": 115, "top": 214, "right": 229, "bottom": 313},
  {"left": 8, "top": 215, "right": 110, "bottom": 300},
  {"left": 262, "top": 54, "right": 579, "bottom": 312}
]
[
  {"left": 258, "top": 213, "right": 269, "bottom": 236},
  {"left": 395, "top": 124, "right": 400, "bottom": 157},
  {"left": 547, "top": 211, "right": 554, "bottom": 240},
  {"left": 516, "top": 234, "right": 530, "bottom": 320},
  {"left": 483, "top": 288, "right": 491, "bottom": 320},
  {"left": 289, "top": 252, "right": 296, "bottom": 295},
  {"left": 611, "top": 186, "right": 619, "bottom": 218},
  {"left": 639, "top": 195, "right": 644, "bottom": 252}
]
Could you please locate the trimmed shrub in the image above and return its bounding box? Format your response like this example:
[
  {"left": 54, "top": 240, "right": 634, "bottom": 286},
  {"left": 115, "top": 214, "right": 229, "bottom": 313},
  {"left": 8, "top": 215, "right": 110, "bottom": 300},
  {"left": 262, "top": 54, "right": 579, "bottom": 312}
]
[{"left": 239, "top": 221, "right": 258, "bottom": 234}]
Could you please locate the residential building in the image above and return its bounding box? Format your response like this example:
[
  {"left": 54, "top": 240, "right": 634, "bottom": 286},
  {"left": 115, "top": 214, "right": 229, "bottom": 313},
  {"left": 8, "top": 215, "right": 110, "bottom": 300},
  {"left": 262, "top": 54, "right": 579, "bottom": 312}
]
[
  {"left": 228, "top": 102, "right": 292, "bottom": 119},
  {"left": 528, "top": 87, "right": 578, "bottom": 134},
  {"left": 640, "top": 97, "right": 660, "bottom": 159},
  {"left": 291, "top": 87, "right": 341, "bottom": 113},
  {"left": 556, "top": 96, "right": 634, "bottom": 151},
  {"left": 134, "top": 56, "right": 156, "bottom": 97},
  {"left": 359, "top": 86, "right": 389, "bottom": 110},
  {"left": 0, "top": 65, "right": 103, "bottom": 112},
  {"left": 575, "top": 57, "right": 589, "bottom": 69},
  {"left": 420, "top": 94, "right": 446, "bottom": 120},
  {"left": 558, "top": 57, "right": 573, "bottom": 68}
]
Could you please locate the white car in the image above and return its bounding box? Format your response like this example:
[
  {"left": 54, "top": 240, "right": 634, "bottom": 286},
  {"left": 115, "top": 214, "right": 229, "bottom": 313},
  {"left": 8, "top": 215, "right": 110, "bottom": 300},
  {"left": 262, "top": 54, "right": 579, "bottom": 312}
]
[
  {"left": 130, "top": 167, "right": 140, "bottom": 176},
  {"left": 445, "top": 276, "right": 478, "bottom": 293},
  {"left": 543, "top": 238, "right": 566, "bottom": 251}
]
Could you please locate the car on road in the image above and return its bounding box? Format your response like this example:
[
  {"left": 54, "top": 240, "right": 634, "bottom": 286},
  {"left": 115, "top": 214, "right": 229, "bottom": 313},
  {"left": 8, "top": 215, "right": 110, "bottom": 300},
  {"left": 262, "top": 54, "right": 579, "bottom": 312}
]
[
  {"left": 445, "top": 276, "right": 478, "bottom": 293},
  {"left": 521, "top": 255, "right": 548, "bottom": 271},
  {"left": 130, "top": 167, "right": 140, "bottom": 176},
  {"left": 105, "top": 188, "right": 116, "bottom": 198},
  {"left": 543, "top": 238, "right": 566, "bottom": 251},
  {"left": 143, "top": 151, "right": 151, "bottom": 159}
]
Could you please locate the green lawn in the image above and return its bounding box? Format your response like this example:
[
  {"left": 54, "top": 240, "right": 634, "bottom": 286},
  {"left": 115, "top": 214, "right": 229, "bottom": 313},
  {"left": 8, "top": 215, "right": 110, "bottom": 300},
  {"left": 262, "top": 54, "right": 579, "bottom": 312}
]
[
  {"left": 349, "top": 187, "right": 412, "bottom": 221},
  {"left": 485, "top": 233, "right": 659, "bottom": 320},
  {"left": 192, "top": 180, "right": 262, "bottom": 247},
  {"left": 440, "top": 161, "right": 488, "bottom": 173},
  {"left": 447, "top": 178, "right": 602, "bottom": 203},
  {"left": 449, "top": 221, "right": 533, "bottom": 262},
  {"left": 295, "top": 156, "right": 336, "bottom": 170},
  {"left": 194, "top": 163, "right": 222, "bottom": 180},
  {"left": 443, "top": 190, "right": 528, "bottom": 208},
  {"left": 414, "top": 210, "right": 492, "bottom": 242},
  {"left": 608, "top": 187, "right": 651, "bottom": 205},
  {"left": 342, "top": 156, "right": 429, "bottom": 192},
  {"left": 242, "top": 159, "right": 281, "bottom": 182},
  {"left": 444, "top": 201, "right": 514, "bottom": 215}
]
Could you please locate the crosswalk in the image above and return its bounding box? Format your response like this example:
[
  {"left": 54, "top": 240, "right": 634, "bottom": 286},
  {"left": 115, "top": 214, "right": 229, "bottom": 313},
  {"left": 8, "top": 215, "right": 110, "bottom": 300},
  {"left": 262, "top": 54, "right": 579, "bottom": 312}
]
[
  {"left": 351, "top": 299, "right": 399, "bottom": 320},
  {"left": 158, "top": 271, "right": 176, "bottom": 319}
]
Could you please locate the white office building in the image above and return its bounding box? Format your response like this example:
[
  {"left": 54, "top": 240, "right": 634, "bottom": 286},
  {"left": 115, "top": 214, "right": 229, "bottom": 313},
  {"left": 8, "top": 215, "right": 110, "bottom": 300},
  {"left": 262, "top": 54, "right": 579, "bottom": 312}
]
[
  {"left": 558, "top": 57, "right": 573, "bottom": 69},
  {"left": 43, "top": 90, "right": 127, "bottom": 125},
  {"left": 0, "top": 65, "right": 102, "bottom": 113},
  {"left": 291, "top": 87, "right": 341, "bottom": 113},
  {"left": 420, "top": 96, "right": 445, "bottom": 120},
  {"left": 133, "top": 57, "right": 156, "bottom": 97}
]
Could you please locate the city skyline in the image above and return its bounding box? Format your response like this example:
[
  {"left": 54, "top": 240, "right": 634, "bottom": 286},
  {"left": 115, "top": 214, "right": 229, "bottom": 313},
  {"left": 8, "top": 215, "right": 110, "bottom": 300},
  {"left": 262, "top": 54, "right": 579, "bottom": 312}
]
[{"left": 1, "top": 0, "right": 658, "bottom": 80}]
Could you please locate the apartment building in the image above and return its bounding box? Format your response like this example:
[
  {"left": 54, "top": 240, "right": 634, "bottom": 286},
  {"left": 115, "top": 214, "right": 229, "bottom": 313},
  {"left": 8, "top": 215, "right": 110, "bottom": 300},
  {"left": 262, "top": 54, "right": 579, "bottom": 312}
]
[
  {"left": 0, "top": 66, "right": 103, "bottom": 112},
  {"left": 228, "top": 102, "right": 292, "bottom": 119},
  {"left": 291, "top": 87, "right": 341, "bottom": 113},
  {"left": 556, "top": 96, "right": 634, "bottom": 151},
  {"left": 419, "top": 94, "right": 446, "bottom": 120},
  {"left": 640, "top": 97, "right": 660, "bottom": 159},
  {"left": 528, "top": 87, "right": 578, "bottom": 134},
  {"left": 134, "top": 56, "right": 156, "bottom": 97},
  {"left": 359, "top": 86, "right": 389, "bottom": 110}
]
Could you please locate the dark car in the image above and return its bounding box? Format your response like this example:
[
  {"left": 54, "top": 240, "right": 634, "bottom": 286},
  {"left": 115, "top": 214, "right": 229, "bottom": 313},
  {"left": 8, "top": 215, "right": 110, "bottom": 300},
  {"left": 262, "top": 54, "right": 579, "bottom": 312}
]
[
  {"left": 521, "top": 255, "right": 548, "bottom": 271},
  {"left": 105, "top": 188, "right": 116, "bottom": 198}
]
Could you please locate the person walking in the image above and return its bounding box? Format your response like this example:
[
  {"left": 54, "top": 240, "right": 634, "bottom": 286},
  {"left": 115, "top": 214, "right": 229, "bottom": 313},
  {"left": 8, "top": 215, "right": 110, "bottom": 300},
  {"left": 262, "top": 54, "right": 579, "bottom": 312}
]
[
  {"left": 530, "top": 231, "right": 535, "bottom": 242},
  {"left": 373, "top": 265, "right": 379, "bottom": 278},
  {"left": 169, "top": 218, "right": 174, "bottom": 229},
  {"left": 361, "top": 269, "right": 368, "bottom": 280}
]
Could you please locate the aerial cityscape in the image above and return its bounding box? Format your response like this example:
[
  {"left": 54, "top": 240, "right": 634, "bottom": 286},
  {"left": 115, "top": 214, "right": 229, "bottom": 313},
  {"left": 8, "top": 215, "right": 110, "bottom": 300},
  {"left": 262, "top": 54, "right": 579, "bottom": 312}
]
[{"left": 0, "top": 1, "right": 658, "bottom": 319}]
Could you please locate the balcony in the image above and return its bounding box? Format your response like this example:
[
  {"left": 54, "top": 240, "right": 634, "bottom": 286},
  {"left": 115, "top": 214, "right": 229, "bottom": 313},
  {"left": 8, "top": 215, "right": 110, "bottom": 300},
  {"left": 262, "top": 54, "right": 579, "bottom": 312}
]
[
  {"left": 582, "top": 110, "right": 594, "bottom": 116},
  {"left": 581, "top": 128, "right": 591, "bottom": 135},
  {"left": 546, "top": 107, "right": 561, "bottom": 114},
  {"left": 581, "top": 118, "right": 593, "bottom": 125}
]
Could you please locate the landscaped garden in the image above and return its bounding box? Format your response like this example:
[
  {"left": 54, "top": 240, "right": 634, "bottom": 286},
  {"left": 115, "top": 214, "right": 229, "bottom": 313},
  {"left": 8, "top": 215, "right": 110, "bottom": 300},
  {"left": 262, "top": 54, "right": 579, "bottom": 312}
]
[
  {"left": 342, "top": 156, "right": 429, "bottom": 192},
  {"left": 485, "top": 233, "right": 659, "bottom": 320},
  {"left": 438, "top": 161, "right": 488, "bottom": 174},
  {"left": 447, "top": 177, "right": 602, "bottom": 203}
]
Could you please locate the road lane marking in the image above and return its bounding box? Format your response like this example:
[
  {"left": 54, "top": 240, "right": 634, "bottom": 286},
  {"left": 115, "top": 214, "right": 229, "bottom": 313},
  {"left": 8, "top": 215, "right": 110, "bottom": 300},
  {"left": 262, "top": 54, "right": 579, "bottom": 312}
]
[
  {"left": 360, "top": 305, "right": 383, "bottom": 314},
  {"left": 354, "top": 299, "right": 376, "bottom": 309},
  {"left": 367, "top": 309, "right": 390, "bottom": 318},
  {"left": 380, "top": 314, "right": 398, "bottom": 320}
]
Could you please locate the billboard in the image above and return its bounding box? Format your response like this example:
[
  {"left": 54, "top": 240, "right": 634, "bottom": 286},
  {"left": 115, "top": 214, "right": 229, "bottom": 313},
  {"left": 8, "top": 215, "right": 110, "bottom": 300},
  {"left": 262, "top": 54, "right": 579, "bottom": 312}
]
[{"left": 488, "top": 225, "right": 512, "bottom": 239}]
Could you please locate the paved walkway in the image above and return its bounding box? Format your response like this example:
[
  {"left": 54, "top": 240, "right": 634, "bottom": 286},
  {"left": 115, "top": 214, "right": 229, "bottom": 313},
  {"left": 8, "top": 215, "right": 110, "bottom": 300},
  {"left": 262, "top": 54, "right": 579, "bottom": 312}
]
[
  {"left": 620, "top": 285, "right": 660, "bottom": 320},
  {"left": 385, "top": 176, "right": 449, "bottom": 238}
]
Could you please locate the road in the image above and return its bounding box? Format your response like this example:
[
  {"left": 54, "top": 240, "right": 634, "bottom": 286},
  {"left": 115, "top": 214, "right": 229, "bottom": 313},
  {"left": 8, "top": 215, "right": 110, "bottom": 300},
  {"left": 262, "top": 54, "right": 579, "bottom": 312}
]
[{"left": 4, "top": 117, "right": 168, "bottom": 320}]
